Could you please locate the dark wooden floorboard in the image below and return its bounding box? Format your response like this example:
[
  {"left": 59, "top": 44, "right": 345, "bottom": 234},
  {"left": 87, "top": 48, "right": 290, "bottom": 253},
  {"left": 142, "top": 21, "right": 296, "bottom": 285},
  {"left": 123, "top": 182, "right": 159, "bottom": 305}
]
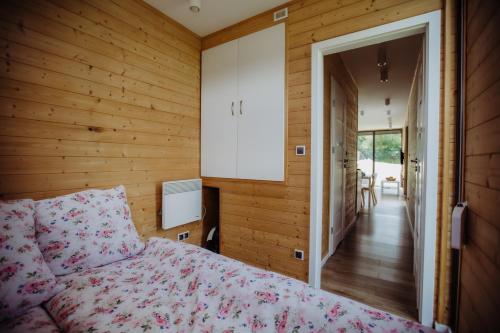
[{"left": 321, "top": 189, "right": 418, "bottom": 320}]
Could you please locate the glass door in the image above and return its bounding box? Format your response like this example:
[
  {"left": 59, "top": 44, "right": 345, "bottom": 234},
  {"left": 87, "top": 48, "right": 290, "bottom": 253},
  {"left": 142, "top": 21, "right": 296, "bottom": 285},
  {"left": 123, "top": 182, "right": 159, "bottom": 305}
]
[
  {"left": 357, "top": 130, "right": 402, "bottom": 187},
  {"left": 357, "top": 132, "right": 374, "bottom": 176},
  {"left": 374, "top": 130, "right": 402, "bottom": 185}
]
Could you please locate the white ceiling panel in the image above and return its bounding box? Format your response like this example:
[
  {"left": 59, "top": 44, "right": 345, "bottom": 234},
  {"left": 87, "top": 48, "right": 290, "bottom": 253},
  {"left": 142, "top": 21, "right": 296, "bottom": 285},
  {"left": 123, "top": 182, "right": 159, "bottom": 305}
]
[
  {"left": 340, "top": 34, "right": 423, "bottom": 131},
  {"left": 144, "top": 0, "right": 289, "bottom": 37}
]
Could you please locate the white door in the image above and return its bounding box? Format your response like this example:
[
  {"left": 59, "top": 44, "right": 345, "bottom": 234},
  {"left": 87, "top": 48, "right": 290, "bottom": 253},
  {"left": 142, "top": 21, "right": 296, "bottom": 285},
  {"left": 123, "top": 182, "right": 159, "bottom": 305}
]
[
  {"left": 413, "top": 51, "right": 424, "bottom": 308},
  {"left": 236, "top": 23, "right": 285, "bottom": 181},
  {"left": 201, "top": 40, "right": 239, "bottom": 178},
  {"left": 329, "top": 77, "right": 346, "bottom": 255}
]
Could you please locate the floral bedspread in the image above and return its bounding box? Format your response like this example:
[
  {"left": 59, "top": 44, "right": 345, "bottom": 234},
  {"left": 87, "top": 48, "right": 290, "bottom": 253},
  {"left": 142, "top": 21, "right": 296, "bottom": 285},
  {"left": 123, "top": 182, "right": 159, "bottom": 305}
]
[
  {"left": 0, "top": 306, "right": 61, "bottom": 333},
  {"left": 44, "top": 237, "right": 434, "bottom": 333}
]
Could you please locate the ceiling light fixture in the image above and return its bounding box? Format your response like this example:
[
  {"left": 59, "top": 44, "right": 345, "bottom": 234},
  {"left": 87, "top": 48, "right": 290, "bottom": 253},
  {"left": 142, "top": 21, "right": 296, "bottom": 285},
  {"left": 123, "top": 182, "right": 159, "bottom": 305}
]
[
  {"left": 360, "top": 110, "right": 365, "bottom": 116},
  {"left": 189, "top": 0, "right": 201, "bottom": 13},
  {"left": 377, "top": 44, "right": 389, "bottom": 83},
  {"left": 385, "top": 98, "right": 390, "bottom": 105},
  {"left": 380, "top": 67, "right": 389, "bottom": 83},
  {"left": 377, "top": 45, "right": 388, "bottom": 67}
]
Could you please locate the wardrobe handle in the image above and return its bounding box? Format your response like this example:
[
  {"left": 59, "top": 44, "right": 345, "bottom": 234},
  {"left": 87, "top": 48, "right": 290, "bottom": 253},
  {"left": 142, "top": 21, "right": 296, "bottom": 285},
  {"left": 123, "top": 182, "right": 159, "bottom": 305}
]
[
  {"left": 231, "top": 101, "right": 234, "bottom": 116},
  {"left": 239, "top": 100, "right": 243, "bottom": 115}
]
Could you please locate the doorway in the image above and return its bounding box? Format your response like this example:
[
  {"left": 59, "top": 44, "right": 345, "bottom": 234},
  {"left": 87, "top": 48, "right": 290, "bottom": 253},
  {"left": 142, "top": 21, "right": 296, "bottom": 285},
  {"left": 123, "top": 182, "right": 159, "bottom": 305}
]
[{"left": 309, "top": 11, "right": 441, "bottom": 326}]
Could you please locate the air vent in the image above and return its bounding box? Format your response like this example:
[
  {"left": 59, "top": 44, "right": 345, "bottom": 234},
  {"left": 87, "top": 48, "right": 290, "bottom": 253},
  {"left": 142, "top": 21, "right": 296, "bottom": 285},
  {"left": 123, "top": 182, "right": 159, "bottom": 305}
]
[
  {"left": 164, "top": 179, "right": 201, "bottom": 195},
  {"left": 273, "top": 8, "right": 288, "bottom": 22}
]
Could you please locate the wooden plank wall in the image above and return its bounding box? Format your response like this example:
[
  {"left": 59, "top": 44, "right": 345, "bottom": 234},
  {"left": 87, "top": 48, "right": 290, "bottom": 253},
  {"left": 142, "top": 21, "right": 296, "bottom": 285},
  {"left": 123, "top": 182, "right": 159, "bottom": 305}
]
[
  {"left": 0, "top": 0, "right": 462, "bottom": 320},
  {"left": 0, "top": 0, "right": 203, "bottom": 244},
  {"left": 458, "top": 0, "right": 500, "bottom": 331},
  {"left": 202, "top": 0, "right": 442, "bottom": 282},
  {"left": 321, "top": 54, "right": 358, "bottom": 258}
]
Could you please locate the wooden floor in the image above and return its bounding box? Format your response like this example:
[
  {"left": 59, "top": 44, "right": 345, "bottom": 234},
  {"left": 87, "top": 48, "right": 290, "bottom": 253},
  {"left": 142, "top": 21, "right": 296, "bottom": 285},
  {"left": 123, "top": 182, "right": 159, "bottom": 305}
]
[{"left": 321, "top": 188, "right": 417, "bottom": 320}]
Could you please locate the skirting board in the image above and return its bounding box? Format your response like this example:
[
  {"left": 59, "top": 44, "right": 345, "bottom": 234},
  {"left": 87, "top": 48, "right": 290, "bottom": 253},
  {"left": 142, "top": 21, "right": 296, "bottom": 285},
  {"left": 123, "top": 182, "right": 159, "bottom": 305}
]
[
  {"left": 321, "top": 216, "right": 357, "bottom": 268},
  {"left": 434, "top": 322, "right": 453, "bottom": 333},
  {"left": 321, "top": 254, "right": 329, "bottom": 267},
  {"left": 405, "top": 201, "right": 415, "bottom": 239}
]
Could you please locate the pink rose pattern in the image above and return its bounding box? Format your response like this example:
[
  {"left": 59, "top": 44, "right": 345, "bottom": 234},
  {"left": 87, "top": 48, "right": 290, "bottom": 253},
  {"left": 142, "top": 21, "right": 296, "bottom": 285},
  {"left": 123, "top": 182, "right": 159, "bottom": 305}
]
[
  {"left": 0, "top": 200, "right": 61, "bottom": 321},
  {"left": 35, "top": 186, "right": 145, "bottom": 275},
  {"left": 0, "top": 306, "right": 60, "bottom": 333},
  {"left": 45, "top": 237, "right": 435, "bottom": 333}
]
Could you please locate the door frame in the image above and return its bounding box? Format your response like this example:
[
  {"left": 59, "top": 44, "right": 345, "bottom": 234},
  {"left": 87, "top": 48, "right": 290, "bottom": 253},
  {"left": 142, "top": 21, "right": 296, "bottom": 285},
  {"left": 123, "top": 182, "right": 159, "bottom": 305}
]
[
  {"left": 308, "top": 11, "right": 441, "bottom": 326},
  {"left": 328, "top": 75, "right": 346, "bottom": 257}
]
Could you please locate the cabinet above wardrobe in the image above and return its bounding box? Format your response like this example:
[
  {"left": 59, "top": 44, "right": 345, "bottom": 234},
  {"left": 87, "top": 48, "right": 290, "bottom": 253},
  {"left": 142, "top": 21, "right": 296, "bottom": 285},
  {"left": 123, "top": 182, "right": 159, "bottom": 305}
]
[{"left": 201, "top": 23, "right": 285, "bottom": 181}]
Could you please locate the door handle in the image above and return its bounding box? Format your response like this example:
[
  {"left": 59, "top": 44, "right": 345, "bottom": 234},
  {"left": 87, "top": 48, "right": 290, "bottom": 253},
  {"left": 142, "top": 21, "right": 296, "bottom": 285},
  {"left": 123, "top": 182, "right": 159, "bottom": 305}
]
[
  {"left": 231, "top": 101, "right": 234, "bottom": 116},
  {"left": 411, "top": 159, "right": 420, "bottom": 172},
  {"left": 239, "top": 100, "right": 243, "bottom": 115}
]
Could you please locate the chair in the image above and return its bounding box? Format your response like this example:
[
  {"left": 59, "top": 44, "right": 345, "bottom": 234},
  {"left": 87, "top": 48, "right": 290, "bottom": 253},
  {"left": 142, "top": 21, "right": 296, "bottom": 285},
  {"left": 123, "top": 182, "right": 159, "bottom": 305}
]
[
  {"left": 361, "top": 173, "right": 377, "bottom": 207},
  {"left": 370, "top": 173, "right": 378, "bottom": 205}
]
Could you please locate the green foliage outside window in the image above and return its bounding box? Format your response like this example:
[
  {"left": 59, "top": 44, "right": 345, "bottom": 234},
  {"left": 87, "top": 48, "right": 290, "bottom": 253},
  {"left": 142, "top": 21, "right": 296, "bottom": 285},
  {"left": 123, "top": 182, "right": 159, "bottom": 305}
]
[
  {"left": 375, "top": 133, "right": 401, "bottom": 164},
  {"left": 357, "top": 132, "right": 401, "bottom": 164},
  {"left": 357, "top": 134, "right": 373, "bottom": 160}
]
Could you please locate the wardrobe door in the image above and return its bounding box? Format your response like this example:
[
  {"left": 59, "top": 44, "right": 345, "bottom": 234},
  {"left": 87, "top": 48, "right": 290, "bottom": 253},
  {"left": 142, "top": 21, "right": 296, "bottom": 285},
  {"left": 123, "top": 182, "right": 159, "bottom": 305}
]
[
  {"left": 201, "top": 40, "right": 238, "bottom": 178},
  {"left": 236, "top": 23, "right": 285, "bottom": 181}
]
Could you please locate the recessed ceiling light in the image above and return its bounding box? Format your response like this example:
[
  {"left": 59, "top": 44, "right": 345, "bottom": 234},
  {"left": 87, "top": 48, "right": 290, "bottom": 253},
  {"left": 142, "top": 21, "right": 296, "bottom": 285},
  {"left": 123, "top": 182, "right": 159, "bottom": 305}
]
[{"left": 360, "top": 110, "right": 365, "bottom": 116}]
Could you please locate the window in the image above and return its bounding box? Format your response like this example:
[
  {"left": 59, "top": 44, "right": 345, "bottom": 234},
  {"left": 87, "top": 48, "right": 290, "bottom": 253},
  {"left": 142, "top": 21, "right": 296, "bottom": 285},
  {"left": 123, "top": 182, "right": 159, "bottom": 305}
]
[
  {"left": 357, "top": 132, "right": 374, "bottom": 176},
  {"left": 357, "top": 130, "right": 402, "bottom": 185}
]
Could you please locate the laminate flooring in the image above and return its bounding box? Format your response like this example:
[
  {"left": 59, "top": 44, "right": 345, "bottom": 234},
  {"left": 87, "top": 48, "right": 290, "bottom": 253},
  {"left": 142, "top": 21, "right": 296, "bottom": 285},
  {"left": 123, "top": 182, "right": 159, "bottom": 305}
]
[{"left": 321, "top": 188, "right": 417, "bottom": 320}]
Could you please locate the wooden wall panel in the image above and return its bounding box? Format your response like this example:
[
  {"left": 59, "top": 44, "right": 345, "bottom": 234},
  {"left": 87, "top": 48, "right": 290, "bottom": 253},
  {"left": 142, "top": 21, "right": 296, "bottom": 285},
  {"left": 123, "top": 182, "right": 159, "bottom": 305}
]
[
  {"left": 203, "top": 0, "right": 442, "bottom": 282},
  {"left": 321, "top": 54, "right": 358, "bottom": 258},
  {"left": 0, "top": 0, "right": 203, "bottom": 244},
  {"left": 0, "top": 1, "right": 461, "bottom": 319},
  {"left": 459, "top": 0, "right": 500, "bottom": 331}
]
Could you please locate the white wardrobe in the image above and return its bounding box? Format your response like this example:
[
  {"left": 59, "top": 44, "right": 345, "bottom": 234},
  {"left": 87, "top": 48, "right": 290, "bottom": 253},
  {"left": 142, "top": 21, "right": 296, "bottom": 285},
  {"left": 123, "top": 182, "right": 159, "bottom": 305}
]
[{"left": 201, "top": 23, "right": 285, "bottom": 181}]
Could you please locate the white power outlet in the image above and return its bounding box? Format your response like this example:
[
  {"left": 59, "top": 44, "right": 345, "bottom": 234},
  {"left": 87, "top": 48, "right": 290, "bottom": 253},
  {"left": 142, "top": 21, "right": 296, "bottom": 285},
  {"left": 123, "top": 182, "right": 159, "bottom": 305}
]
[{"left": 177, "top": 231, "right": 190, "bottom": 241}]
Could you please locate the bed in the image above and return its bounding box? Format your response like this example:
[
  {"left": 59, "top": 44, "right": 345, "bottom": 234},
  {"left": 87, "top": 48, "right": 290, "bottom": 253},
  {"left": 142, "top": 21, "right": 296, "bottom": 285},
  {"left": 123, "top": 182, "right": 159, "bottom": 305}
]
[{"left": 1, "top": 187, "right": 435, "bottom": 333}]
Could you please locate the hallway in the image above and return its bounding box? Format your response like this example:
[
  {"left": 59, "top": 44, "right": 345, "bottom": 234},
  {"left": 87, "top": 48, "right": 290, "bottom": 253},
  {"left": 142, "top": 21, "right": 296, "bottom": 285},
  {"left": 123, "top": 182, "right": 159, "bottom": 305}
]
[{"left": 321, "top": 189, "right": 417, "bottom": 320}]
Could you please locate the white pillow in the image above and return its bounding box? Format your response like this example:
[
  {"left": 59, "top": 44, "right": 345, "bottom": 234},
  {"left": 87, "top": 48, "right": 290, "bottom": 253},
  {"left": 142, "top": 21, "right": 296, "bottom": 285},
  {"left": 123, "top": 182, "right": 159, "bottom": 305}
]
[{"left": 34, "top": 186, "right": 145, "bottom": 275}]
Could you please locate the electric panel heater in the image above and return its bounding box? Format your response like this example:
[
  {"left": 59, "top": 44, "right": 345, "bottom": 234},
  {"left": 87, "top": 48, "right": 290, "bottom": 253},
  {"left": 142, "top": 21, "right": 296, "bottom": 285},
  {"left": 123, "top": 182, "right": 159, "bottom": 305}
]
[{"left": 162, "top": 179, "right": 202, "bottom": 230}]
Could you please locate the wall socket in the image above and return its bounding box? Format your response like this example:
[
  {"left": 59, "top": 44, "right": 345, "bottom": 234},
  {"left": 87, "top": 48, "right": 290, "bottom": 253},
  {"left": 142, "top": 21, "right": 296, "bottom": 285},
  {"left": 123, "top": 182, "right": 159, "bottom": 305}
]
[
  {"left": 295, "top": 145, "right": 306, "bottom": 156},
  {"left": 177, "top": 231, "right": 189, "bottom": 241},
  {"left": 294, "top": 249, "right": 304, "bottom": 260}
]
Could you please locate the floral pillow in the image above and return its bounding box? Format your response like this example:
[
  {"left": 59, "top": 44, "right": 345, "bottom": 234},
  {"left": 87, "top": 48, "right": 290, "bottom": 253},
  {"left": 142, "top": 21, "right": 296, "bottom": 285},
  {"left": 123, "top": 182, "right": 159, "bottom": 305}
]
[
  {"left": 34, "top": 185, "right": 145, "bottom": 276},
  {"left": 0, "top": 200, "right": 62, "bottom": 321}
]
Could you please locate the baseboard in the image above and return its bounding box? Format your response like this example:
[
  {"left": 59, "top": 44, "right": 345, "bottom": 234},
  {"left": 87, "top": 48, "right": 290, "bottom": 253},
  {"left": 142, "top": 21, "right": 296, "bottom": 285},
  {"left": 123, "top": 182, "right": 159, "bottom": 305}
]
[
  {"left": 321, "top": 254, "right": 330, "bottom": 267},
  {"left": 405, "top": 202, "right": 415, "bottom": 239},
  {"left": 344, "top": 216, "right": 357, "bottom": 235},
  {"left": 434, "top": 322, "right": 453, "bottom": 333},
  {"left": 322, "top": 216, "right": 357, "bottom": 268}
]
